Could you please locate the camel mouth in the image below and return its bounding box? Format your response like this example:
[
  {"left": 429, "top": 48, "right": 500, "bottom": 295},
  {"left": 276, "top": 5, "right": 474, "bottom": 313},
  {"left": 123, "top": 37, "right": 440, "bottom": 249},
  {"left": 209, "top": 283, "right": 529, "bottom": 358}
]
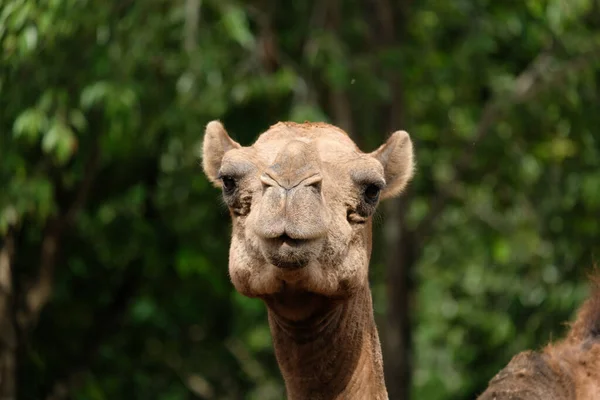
[
  {"left": 261, "top": 234, "right": 318, "bottom": 270},
  {"left": 278, "top": 234, "right": 309, "bottom": 247},
  {"left": 264, "top": 234, "right": 314, "bottom": 250}
]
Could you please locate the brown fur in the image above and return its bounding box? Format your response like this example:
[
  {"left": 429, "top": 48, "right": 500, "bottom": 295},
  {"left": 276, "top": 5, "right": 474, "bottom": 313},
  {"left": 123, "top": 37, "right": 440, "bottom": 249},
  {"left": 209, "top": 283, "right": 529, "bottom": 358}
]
[
  {"left": 201, "top": 120, "right": 415, "bottom": 399},
  {"left": 478, "top": 276, "right": 600, "bottom": 399}
]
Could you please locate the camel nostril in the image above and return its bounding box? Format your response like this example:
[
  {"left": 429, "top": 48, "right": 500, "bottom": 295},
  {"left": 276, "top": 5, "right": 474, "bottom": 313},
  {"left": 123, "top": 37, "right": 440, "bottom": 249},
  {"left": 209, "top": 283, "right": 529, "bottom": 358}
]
[
  {"left": 304, "top": 175, "right": 322, "bottom": 192},
  {"left": 308, "top": 180, "right": 321, "bottom": 193}
]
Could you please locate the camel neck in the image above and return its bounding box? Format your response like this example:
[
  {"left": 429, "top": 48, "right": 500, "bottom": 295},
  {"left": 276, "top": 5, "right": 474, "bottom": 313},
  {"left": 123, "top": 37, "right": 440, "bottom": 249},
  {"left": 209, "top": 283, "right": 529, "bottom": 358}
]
[{"left": 264, "top": 286, "right": 388, "bottom": 400}]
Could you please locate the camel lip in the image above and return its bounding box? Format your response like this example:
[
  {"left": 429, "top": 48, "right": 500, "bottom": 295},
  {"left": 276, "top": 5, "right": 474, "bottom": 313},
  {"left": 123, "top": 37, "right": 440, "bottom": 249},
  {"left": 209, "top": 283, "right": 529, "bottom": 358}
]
[
  {"left": 267, "top": 234, "right": 311, "bottom": 248},
  {"left": 268, "top": 256, "right": 309, "bottom": 270},
  {"left": 260, "top": 235, "right": 322, "bottom": 270}
]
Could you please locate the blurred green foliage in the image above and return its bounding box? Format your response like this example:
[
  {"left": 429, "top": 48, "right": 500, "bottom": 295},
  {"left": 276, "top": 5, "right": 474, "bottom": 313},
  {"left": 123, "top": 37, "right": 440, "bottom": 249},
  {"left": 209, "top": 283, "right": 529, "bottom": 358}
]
[{"left": 1, "top": 0, "right": 600, "bottom": 399}]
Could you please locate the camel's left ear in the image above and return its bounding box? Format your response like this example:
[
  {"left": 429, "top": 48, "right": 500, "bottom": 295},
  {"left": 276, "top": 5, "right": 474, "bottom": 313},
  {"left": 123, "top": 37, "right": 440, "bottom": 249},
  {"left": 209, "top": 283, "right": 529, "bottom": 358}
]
[
  {"left": 201, "top": 120, "right": 241, "bottom": 187},
  {"left": 370, "top": 130, "right": 415, "bottom": 199}
]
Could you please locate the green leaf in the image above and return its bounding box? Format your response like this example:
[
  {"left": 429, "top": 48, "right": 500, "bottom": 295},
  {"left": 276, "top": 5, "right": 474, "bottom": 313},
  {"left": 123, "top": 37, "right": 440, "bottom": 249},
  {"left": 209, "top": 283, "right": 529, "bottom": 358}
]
[
  {"left": 22, "top": 25, "right": 38, "bottom": 51},
  {"left": 69, "top": 109, "right": 87, "bottom": 132},
  {"left": 131, "top": 297, "right": 156, "bottom": 322},
  {"left": 80, "top": 81, "right": 111, "bottom": 109},
  {"left": 38, "top": 90, "right": 55, "bottom": 112},
  {"left": 0, "top": 206, "right": 18, "bottom": 233},
  {"left": 222, "top": 6, "right": 255, "bottom": 49},
  {"left": 41, "top": 122, "right": 61, "bottom": 153},
  {"left": 289, "top": 103, "right": 329, "bottom": 123},
  {"left": 42, "top": 120, "right": 76, "bottom": 164},
  {"left": 13, "top": 108, "right": 48, "bottom": 139}
]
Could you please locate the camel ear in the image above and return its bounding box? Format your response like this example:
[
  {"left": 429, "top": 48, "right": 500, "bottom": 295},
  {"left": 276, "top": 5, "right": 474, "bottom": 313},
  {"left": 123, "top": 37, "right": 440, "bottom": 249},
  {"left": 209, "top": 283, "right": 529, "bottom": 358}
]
[
  {"left": 370, "top": 130, "right": 415, "bottom": 199},
  {"left": 201, "top": 121, "right": 241, "bottom": 186}
]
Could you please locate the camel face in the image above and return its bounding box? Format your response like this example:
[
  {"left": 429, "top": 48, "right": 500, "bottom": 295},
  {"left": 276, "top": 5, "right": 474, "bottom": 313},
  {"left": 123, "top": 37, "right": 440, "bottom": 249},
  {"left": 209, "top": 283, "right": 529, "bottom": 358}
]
[{"left": 202, "top": 121, "right": 414, "bottom": 299}]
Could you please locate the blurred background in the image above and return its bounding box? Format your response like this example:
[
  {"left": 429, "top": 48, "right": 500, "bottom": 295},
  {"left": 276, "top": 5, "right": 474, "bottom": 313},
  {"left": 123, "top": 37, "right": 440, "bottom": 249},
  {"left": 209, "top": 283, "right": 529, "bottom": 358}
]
[{"left": 1, "top": 0, "right": 600, "bottom": 399}]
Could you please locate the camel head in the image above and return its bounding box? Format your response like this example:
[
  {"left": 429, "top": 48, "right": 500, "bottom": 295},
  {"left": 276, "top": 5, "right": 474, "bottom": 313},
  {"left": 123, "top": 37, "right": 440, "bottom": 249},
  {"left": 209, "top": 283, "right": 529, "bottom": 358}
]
[{"left": 202, "top": 121, "right": 414, "bottom": 302}]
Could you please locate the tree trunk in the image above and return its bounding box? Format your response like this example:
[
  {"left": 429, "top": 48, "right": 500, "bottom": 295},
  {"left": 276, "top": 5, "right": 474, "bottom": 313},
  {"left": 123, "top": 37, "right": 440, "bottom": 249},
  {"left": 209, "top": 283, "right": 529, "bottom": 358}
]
[
  {"left": 382, "top": 197, "right": 414, "bottom": 400},
  {"left": 380, "top": 40, "right": 413, "bottom": 397},
  {"left": 0, "top": 233, "right": 16, "bottom": 400}
]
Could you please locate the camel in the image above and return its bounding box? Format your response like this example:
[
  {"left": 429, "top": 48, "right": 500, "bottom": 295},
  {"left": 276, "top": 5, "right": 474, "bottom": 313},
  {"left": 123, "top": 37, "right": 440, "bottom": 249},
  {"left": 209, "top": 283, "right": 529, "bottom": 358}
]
[
  {"left": 201, "top": 120, "right": 414, "bottom": 400},
  {"left": 478, "top": 275, "right": 600, "bottom": 399}
]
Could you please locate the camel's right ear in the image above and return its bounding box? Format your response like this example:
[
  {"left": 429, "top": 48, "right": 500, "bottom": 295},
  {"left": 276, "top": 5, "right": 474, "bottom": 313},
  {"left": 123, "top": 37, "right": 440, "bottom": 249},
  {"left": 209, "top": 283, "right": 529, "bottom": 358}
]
[
  {"left": 201, "top": 121, "right": 241, "bottom": 186},
  {"left": 370, "top": 130, "right": 415, "bottom": 199}
]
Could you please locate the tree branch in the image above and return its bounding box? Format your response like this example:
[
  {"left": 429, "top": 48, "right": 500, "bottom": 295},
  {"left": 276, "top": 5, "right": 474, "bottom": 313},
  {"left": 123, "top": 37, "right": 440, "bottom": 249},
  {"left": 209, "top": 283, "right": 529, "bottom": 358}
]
[
  {"left": 0, "top": 230, "right": 16, "bottom": 399},
  {"left": 0, "top": 233, "right": 15, "bottom": 307},
  {"left": 326, "top": 0, "right": 355, "bottom": 138},
  {"left": 184, "top": 0, "right": 201, "bottom": 55},
  {"left": 21, "top": 139, "right": 101, "bottom": 330}
]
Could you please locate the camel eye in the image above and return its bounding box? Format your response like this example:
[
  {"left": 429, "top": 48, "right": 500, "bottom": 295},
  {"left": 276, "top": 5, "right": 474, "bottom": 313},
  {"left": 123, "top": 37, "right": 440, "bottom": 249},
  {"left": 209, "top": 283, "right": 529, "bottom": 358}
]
[
  {"left": 363, "top": 184, "right": 381, "bottom": 204},
  {"left": 221, "top": 176, "right": 237, "bottom": 195}
]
